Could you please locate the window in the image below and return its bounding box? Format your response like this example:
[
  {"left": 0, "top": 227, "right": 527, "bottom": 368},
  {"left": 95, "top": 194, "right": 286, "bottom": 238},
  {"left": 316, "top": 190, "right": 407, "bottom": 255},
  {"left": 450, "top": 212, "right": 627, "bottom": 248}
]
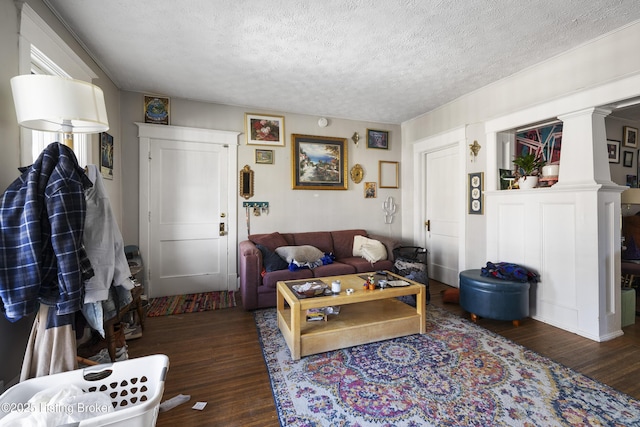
[{"left": 17, "top": 4, "right": 96, "bottom": 167}]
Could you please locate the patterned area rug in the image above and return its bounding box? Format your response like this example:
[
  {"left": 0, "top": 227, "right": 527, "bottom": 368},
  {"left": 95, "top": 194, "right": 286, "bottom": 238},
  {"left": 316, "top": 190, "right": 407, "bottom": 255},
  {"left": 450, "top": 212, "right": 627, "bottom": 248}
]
[
  {"left": 255, "top": 306, "right": 640, "bottom": 426},
  {"left": 147, "top": 291, "right": 236, "bottom": 316}
]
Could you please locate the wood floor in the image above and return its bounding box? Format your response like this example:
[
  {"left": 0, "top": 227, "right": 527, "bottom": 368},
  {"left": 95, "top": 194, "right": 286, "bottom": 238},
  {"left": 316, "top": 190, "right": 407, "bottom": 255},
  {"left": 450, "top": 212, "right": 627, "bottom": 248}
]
[{"left": 127, "top": 281, "right": 640, "bottom": 427}]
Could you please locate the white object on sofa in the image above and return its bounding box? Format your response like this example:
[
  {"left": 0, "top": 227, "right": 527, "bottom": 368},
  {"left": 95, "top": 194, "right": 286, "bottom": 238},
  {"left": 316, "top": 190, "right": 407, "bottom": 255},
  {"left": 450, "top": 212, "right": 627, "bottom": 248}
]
[
  {"left": 275, "top": 245, "right": 324, "bottom": 263},
  {"left": 353, "top": 235, "right": 387, "bottom": 262}
]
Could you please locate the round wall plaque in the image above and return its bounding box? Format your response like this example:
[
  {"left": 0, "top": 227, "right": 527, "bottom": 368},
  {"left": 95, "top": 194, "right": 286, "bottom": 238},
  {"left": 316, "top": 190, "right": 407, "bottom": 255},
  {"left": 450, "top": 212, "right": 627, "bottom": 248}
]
[{"left": 350, "top": 164, "right": 364, "bottom": 183}]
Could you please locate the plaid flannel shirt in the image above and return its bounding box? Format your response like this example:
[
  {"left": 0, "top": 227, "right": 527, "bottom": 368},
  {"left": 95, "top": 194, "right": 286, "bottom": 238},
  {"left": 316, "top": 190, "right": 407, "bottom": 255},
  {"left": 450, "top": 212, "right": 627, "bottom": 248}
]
[{"left": 0, "top": 142, "right": 94, "bottom": 322}]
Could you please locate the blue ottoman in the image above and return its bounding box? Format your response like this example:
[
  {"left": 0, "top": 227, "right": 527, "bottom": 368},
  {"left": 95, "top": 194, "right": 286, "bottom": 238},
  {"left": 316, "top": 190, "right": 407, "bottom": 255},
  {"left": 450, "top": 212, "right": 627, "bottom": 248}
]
[{"left": 459, "top": 269, "right": 530, "bottom": 326}]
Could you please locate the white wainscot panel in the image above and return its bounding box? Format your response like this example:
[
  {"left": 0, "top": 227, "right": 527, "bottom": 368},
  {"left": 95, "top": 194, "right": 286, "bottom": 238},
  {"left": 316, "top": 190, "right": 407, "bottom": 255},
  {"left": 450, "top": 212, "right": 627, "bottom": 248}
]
[
  {"left": 536, "top": 202, "right": 578, "bottom": 330},
  {"left": 495, "top": 203, "right": 526, "bottom": 261}
]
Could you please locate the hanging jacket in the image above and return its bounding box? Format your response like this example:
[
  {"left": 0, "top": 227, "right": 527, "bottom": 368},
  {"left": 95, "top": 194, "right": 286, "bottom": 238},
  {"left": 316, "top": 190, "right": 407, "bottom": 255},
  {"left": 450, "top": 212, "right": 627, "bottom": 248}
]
[
  {"left": 82, "top": 164, "right": 132, "bottom": 304},
  {"left": 0, "top": 142, "right": 94, "bottom": 322}
]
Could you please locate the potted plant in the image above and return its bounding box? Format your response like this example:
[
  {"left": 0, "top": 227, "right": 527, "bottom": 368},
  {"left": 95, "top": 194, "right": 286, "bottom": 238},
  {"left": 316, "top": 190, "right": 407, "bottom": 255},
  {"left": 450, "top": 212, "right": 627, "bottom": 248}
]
[{"left": 513, "top": 152, "right": 544, "bottom": 189}]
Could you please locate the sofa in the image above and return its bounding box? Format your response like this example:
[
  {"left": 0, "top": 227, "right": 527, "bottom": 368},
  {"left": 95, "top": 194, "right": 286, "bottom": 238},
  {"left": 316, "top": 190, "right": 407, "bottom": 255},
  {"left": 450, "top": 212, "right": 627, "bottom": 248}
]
[{"left": 239, "top": 229, "right": 401, "bottom": 310}]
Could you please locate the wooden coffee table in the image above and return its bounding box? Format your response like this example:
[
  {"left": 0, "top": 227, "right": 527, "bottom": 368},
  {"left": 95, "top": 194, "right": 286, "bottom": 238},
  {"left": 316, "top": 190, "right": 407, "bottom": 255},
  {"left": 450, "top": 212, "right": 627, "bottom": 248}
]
[{"left": 276, "top": 271, "right": 427, "bottom": 360}]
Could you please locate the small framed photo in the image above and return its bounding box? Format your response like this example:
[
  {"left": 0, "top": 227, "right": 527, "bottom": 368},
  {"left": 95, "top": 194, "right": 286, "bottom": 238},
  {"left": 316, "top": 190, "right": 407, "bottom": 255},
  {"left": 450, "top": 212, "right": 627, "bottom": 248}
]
[
  {"left": 468, "top": 172, "right": 484, "bottom": 215},
  {"left": 245, "top": 113, "right": 285, "bottom": 146},
  {"left": 627, "top": 175, "right": 637, "bottom": 188},
  {"left": 624, "top": 126, "right": 638, "bottom": 148},
  {"left": 379, "top": 161, "right": 399, "bottom": 188},
  {"left": 608, "top": 139, "right": 620, "bottom": 163},
  {"left": 364, "top": 182, "right": 377, "bottom": 198},
  {"left": 144, "top": 95, "right": 170, "bottom": 125},
  {"left": 624, "top": 150, "right": 634, "bottom": 167},
  {"left": 367, "top": 129, "right": 389, "bottom": 149},
  {"left": 100, "top": 132, "right": 113, "bottom": 180},
  {"left": 255, "top": 149, "right": 274, "bottom": 164}
]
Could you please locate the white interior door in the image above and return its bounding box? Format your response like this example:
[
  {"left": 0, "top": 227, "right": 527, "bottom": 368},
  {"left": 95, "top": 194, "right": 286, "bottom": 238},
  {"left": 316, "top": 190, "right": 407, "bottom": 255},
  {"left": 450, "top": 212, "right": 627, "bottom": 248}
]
[
  {"left": 137, "top": 123, "right": 239, "bottom": 299},
  {"left": 425, "top": 145, "right": 460, "bottom": 286},
  {"left": 148, "top": 140, "right": 228, "bottom": 297}
]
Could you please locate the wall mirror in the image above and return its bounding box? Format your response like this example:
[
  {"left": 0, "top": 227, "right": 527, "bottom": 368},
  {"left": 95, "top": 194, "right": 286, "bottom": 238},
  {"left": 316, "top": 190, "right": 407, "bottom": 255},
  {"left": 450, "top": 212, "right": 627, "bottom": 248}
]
[{"left": 240, "top": 165, "right": 254, "bottom": 199}]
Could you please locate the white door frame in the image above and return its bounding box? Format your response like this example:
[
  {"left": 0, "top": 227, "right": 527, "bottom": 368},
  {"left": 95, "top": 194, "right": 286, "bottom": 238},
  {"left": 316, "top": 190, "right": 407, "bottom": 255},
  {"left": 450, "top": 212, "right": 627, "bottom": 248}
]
[
  {"left": 412, "top": 126, "right": 467, "bottom": 281},
  {"left": 136, "top": 123, "right": 240, "bottom": 294}
]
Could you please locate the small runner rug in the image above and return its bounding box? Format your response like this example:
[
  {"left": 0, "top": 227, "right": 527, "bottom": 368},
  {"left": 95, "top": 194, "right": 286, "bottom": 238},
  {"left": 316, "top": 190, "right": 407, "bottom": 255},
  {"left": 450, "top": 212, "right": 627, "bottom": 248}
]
[
  {"left": 255, "top": 306, "right": 640, "bottom": 426},
  {"left": 147, "top": 291, "right": 236, "bottom": 316}
]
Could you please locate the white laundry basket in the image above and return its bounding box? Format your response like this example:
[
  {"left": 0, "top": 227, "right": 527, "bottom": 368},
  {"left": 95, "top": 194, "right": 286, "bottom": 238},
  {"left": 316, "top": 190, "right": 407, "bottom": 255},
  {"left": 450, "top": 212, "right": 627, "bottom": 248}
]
[{"left": 0, "top": 354, "right": 169, "bottom": 427}]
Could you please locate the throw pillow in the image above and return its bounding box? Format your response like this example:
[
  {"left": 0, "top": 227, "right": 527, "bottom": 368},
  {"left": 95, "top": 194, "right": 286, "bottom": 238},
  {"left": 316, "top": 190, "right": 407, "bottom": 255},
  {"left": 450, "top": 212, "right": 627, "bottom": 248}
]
[
  {"left": 275, "top": 245, "right": 324, "bottom": 264},
  {"left": 361, "top": 240, "right": 387, "bottom": 263},
  {"left": 256, "top": 244, "right": 289, "bottom": 272},
  {"left": 249, "top": 232, "right": 289, "bottom": 252},
  {"left": 353, "top": 235, "right": 376, "bottom": 256}
]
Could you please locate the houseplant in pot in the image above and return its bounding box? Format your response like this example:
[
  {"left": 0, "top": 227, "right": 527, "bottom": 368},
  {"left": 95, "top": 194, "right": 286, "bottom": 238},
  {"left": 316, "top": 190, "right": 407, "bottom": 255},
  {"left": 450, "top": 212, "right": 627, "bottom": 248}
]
[{"left": 513, "top": 152, "right": 544, "bottom": 189}]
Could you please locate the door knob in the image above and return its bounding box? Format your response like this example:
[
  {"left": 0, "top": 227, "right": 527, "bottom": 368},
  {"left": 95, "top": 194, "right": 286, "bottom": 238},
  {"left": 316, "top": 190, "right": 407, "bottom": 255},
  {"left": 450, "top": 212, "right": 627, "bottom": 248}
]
[{"left": 219, "top": 222, "right": 226, "bottom": 236}]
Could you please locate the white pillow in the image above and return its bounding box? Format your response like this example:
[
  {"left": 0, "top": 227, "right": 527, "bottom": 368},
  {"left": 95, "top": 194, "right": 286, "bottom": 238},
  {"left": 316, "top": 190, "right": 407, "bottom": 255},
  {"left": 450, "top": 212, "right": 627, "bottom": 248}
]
[
  {"left": 275, "top": 245, "right": 324, "bottom": 263},
  {"left": 361, "top": 240, "right": 387, "bottom": 263},
  {"left": 353, "top": 235, "right": 371, "bottom": 256}
]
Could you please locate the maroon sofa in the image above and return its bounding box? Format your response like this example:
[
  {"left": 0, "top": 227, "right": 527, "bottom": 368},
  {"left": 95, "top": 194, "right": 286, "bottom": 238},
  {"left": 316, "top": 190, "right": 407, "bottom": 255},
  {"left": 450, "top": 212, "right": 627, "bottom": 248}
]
[{"left": 238, "top": 229, "right": 401, "bottom": 310}]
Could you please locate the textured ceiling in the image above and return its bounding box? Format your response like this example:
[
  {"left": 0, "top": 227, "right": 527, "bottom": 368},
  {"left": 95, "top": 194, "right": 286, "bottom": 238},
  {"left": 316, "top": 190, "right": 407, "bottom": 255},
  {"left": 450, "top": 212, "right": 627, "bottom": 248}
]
[{"left": 45, "top": 0, "right": 640, "bottom": 124}]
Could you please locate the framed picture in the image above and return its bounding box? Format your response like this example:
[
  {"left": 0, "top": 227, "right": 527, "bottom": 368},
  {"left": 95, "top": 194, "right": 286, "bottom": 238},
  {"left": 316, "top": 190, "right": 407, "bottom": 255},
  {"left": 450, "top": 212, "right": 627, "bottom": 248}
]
[
  {"left": 627, "top": 175, "right": 638, "bottom": 188},
  {"left": 245, "top": 113, "right": 285, "bottom": 146},
  {"left": 144, "top": 95, "right": 170, "bottom": 125},
  {"left": 379, "top": 161, "right": 399, "bottom": 188},
  {"left": 608, "top": 139, "right": 621, "bottom": 163},
  {"left": 291, "top": 134, "right": 347, "bottom": 190},
  {"left": 255, "top": 149, "right": 274, "bottom": 164},
  {"left": 367, "top": 129, "right": 389, "bottom": 149},
  {"left": 364, "top": 182, "right": 377, "bottom": 198},
  {"left": 499, "top": 168, "right": 515, "bottom": 190},
  {"left": 468, "top": 172, "right": 483, "bottom": 215},
  {"left": 624, "top": 126, "right": 638, "bottom": 148},
  {"left": 624, "top": 151, "right": 634, "bottom": 167},
  {"left": 100, "top": 132, "right": 114, "bottom": 180}
]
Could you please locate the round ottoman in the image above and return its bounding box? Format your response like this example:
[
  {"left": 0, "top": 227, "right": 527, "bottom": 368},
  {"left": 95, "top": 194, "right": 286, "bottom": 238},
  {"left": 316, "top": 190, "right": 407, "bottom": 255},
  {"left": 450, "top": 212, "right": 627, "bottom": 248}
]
[{"left": 459, "top": 269, "right": 530, "bottom": 326}]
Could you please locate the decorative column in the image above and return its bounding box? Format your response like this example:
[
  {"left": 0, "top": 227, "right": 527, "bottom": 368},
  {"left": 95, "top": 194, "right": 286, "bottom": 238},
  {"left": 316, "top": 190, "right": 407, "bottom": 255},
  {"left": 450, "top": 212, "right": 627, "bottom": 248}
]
[
  {"left": 556, "top": 107, "right": 614, "bottom": 186},
  {"left": 555, "top": 107, "right": 625, "bottom": 340}
]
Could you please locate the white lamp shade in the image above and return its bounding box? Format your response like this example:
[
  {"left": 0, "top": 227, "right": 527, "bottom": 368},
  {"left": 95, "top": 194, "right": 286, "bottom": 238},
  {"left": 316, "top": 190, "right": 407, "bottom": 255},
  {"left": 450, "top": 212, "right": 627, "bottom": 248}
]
[{"left": 10, "top": 75, "right": 108, "bottom": 133}]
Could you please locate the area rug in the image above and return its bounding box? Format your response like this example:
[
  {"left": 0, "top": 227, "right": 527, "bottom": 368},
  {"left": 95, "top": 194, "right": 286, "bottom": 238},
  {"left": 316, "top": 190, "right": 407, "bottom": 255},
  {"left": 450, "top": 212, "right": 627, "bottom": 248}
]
[
  {"left": 255, "top": 306, "right": 640, "bottom": 426},
  {"left": 147, "top": 291, "right": 236, "bottom": 316}
]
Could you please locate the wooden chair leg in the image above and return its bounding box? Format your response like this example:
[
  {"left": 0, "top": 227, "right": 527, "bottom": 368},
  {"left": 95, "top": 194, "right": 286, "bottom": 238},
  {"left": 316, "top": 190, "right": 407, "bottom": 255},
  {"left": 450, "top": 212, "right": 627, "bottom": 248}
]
[{"left": 512, "top": 319, "right": 520, "bottom": 327}]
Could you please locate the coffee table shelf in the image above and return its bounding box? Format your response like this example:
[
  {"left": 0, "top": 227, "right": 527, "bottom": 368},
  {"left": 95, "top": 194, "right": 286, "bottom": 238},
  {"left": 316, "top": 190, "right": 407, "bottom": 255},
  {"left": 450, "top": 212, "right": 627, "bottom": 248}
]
[{"left": 277, "top": 272, "right": 426, "bottom": 360}]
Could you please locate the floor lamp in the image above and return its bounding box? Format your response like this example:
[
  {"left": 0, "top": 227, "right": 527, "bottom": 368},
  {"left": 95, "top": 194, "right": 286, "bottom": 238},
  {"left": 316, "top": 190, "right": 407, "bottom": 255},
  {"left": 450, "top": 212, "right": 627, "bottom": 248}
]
[{"left": 10, "top": 75, "right": 109, "bottom": 149}]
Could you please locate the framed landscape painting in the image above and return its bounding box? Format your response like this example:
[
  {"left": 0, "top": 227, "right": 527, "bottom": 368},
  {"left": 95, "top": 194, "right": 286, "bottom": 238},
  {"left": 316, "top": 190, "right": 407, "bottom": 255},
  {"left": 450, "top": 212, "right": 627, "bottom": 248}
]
[
  {"left": 291, "top": 134, "right": 347, "bottom": 190},
  {"left": 255, "top": 149, "right": 274, "bottom": 164},
  {"left": 245, "top": 113, "right": 285, "bottom": 146}
]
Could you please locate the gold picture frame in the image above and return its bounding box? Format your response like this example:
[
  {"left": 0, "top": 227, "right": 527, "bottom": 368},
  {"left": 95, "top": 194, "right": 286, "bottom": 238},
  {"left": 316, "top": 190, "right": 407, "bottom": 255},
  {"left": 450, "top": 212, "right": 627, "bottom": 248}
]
[
  {"left": 245, "top": 113, "right": 285, "bottom": 146},
  {"left": 364, "top": 182, "right": 377, "bottom": 198},
  {"left": 379, "top": 161, "right": 399, "bottom": 188},
  {"left": 255, "top": 149, "right": 274, "bottom": 164},
  {"left": 144, "top": 95, "right": 170, "bottom": 125},
  {"left": 291, "top": 134, "right": 347, "bottom": 190}
]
